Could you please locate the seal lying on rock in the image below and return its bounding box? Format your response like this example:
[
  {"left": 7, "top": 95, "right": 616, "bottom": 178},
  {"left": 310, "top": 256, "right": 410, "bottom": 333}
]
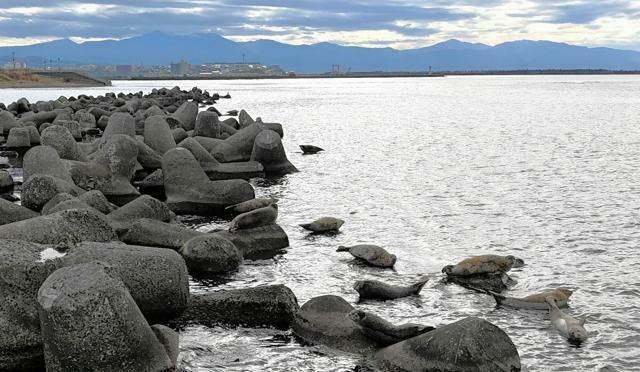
[
  {"left": 349, "top": 310, "right": 434, "bottom": 346},
  {"left": 229, "top": 203, "right": 278, "bottom": 232},
  {"left": 225, "top": 198, "right": 278, "bottom": 214},
  {"left": 337, "top": 244, "right": 396, "bottom": 268},
  {"left": 546, "top": 297, "right": 588, "bottom": 343},
  {"left": 491, "top": 288, "right": 573, "bottom": 310},
  {"left": 299, "top": 217, "right": 344, "bottom": 233},
  {"left": 442, "top": 254, "right": 524, "bottom": 276},
  {"left": 354, "top": 277, "right": 429, "bottom": 300}
]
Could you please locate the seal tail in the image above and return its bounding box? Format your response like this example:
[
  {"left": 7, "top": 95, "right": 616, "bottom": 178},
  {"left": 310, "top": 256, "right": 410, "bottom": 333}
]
[
  {"left": 336, "top": 245, "right": 349, "bottom": 252},
  {"left": 489, "top": 291, "right": 506, "bottom": 305},
  {"left": 410, "top": 277, "right": 429, "bottom": 295},
  {"left": 299, "top": 223, "right": 311, "bottom": 230}
]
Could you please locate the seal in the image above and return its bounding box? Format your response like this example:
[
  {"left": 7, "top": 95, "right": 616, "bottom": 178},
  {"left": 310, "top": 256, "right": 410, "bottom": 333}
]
[
  {"left": 225, "top": 198, "right": 278, "bottom": 214},
  {"left": 349, "top": 310, "right": 434, "bottom": 346},
  {"left": 299, "top": 145, "right": 324, "bottom": 154},
  {"left": 546, "top": 297, "right": 587, "bottom": 343},
  {"left": 337, "top": 245, "right": 396, "bottom": 268},
  {"left": 229, "top": 203, "right": 278, "bottom": 232},
  {"left": 299, "top": 217, "right": 344, "bottom": 232},
  {"left": 491, "top": 288, "right": 573, "bottom": 310},
  {"left": 442, "top": 255, "right": 524, "bottom": 276},
  {"left": 354, "top": 277, "right": 429, "bottom": 300}
]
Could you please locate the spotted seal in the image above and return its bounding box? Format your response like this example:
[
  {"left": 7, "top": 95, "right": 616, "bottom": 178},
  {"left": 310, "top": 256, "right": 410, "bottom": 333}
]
[
  {"left": 299, "top": 217, "right": 344, "bottom": 233},
  {"left": 354, "top": 277, "right": 429, "bottom": 300},
  {"left": 442, "top": 255, "right": 524, "bottom": 276},
  {"left": 491, "top": 288, "right": 573, "bottom": 310},
  {"left": 546, "top": 297, "right": 587, "bottom": 343},
  {"left": 348, "top": 310, "right": 434, "bottom": 346},
  {"left": 229, "top": 204, "right": 278, "bottom": 232},
  {"left": 225, "top": 198, "right": 278, "bottom": 214},
  {"left": 337, "top": 244, "right": 396, "bottom": 268}
]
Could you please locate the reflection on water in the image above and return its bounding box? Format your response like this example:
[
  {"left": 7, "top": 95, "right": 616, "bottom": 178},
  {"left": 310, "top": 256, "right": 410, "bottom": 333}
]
[{"left": 1, "top": 75, "right": 640, "bottom": 371}]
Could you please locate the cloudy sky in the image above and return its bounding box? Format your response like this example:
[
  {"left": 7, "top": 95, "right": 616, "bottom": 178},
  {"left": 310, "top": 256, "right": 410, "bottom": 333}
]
[{"left": 0, "top": 0, "right": 638, "bottom": 50}]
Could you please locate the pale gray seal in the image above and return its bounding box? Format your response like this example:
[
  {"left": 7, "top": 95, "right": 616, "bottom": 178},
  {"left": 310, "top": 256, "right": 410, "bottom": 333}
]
[
  {"left": 354, "top": 277, "right": 429, "bottom": 300},
  {"left": 229, "top": 204, "right": 278, "bottom": 232},
  {"left": 225, "top": 198, "right": 278, "bottom": 214},
  {"left": 348, "top": 310, "right": 434, "bottom": 346},
  {"left": 442, "top": 255, "right": 524, "bottom": 276},
  {"left": 546, "top": 297, "right": 587, "bottom": 343},
  {"left": 491, "top": 288, "right": 573, "bottom": 310},
  {"left": 299, "top": 217, "right": 344, "bottom": 232},
  {"left": 337, "top": 244, "right": 396, "bottom": 268}
]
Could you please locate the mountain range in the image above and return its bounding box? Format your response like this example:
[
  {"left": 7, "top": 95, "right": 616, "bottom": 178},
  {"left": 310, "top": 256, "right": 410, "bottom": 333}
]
[{"left": 1, "top": 32, "right": 639, "bottom": 73}]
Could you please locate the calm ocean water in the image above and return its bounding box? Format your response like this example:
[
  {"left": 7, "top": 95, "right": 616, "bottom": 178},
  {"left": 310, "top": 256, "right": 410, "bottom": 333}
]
[{"left": 1, "top": 76, "right": 639, "bottom": 371}]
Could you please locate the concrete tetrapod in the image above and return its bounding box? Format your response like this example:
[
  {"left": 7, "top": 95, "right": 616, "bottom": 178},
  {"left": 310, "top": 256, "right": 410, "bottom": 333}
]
[
  {"left": 171, "top": 285, "right": 299, "bottom": 330},
  {"left": 373, "top": 317, "right": 521, "bottom": 372},
  {"left": 144, "top": 115, "right": 176, "bottom": 155},
  {"left": 65, "top": 134, "right": 141, "bottom": 203},
  {"left": 251, "top": 130, "right": 298, "bottom": 175},
  {"left": 178, "top": 137, "right": 264, "bottom": 180},
  {"left": 37, "top": 262, "right": 174, "bottom": 372},
  {"left": 162, "top": 147, "right": 255, "bottom": 215}
]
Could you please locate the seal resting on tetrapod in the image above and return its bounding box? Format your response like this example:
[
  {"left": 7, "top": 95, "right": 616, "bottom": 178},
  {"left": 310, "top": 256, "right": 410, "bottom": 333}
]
[
  {"left": 442, "top": 254, "right": 524, "bottom": 276},
  {"left": 354, "top": 277, "right": 429, "bottom": 300},
  {"left": 299, "top": 217, "right": 344, "bottom": 233},
  {"left": 491, "top": 288, "right": 573, "bottom": 310},
  {"left": 337, "top": 244, "right": 396, "bottom": 268},
  {"left": 229, "top": 203, "right": 278, "bottom": 232},
  {"left": 546, "top": 297, "right": 587, "bottom": 344},
  {"left": 225, "top": 198, "right": 278, "bottom": 214},
  {"left": 349, "top": 310, "right": 434, "bottom": 346}
]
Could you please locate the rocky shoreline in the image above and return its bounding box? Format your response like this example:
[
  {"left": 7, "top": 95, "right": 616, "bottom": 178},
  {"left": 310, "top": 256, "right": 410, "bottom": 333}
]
[{"left": 0, "top": 87, "right": 521, "bottom": 371}]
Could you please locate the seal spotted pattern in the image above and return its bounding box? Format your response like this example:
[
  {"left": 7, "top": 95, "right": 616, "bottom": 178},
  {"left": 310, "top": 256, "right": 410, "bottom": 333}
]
[
  {"left": 349, "top": 310, "right": 434, "bottom": 346},
  {"left": 442, "top": 255, "right": 524, "bottom": 276},
  {"left": 354, "top": 277, "right": 429, "bottom": 300},
  {"left": 546, "top": 297, "right": 588, "bottom": 343},
  {"left": 337, "top": 245, "right": 396, "bottom": 268},
  {"left": 228, "top": 204, "right": 278, "bottom": 232},
  {"left": 491, "top": 288, "right": 573, "bottom": 310}
]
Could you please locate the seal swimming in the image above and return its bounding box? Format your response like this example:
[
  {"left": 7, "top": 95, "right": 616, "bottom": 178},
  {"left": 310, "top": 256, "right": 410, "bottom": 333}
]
[
  {"left": 337, "top": 244, "right": 396, "bottom": 268},
  {"left": 546, "top": 297, "right": 587, "bottom": 343},
  {"left": 354, "top": 277, "right": 429, "bottom": 300},
  {"left": 491, "top": 288, "right": 573, "bottom": 310},
  {"left": 299, "top": 217, "right": 344, "bottom": 233},
  {"left": 442, "top": 254, "right": 524, "bottom": 276},
  {"left": 229, "top": 203, "right": 278, "bottom": 231},
  {"left": 348, "top": 310, "right": 434, "bottom": 346}
]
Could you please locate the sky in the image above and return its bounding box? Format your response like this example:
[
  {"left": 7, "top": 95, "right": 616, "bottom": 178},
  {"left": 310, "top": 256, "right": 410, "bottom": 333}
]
[{"left": 0, "top": 0, "right": 638, "bottom": 50}]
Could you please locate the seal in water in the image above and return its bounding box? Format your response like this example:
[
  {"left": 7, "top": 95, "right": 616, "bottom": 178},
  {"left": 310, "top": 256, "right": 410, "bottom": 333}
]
[
  {"left": 349, "top": 310, "right": 434, "bottom": 346},
  {"left": 299, "top": 145, "right": 324, "bottom": 154},
  {"left": 337, "top": 244, "right": 396, "bottom": 268},
  {"left": 354, "top": 277, "right": 429, "bottom": 300},
  {"left": 225, "top": 198, "right": 278, "bottom": 214},
  {"left": 546, "top": 297, "right": 587, "bottom": 344},
  {"left": 491, "top": 288, "right": 573, "bottom": 310},
  {"left": 442, "top": 254, "right": 524, "bottom": 276},
  {"left": 229, "top": 203, "right": 278, "bottom": 232},
  {"left": 299, "top": 217, "right": 344, "bottom": 232}
]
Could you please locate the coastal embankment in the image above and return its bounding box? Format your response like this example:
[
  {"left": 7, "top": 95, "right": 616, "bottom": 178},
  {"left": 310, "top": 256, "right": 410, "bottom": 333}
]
[{"left": 0, "top": 69, "right": 111, "bottom": 88}]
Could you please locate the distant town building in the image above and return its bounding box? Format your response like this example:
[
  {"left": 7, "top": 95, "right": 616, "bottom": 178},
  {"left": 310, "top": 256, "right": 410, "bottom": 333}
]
[
  {"left": 116, "top": 65, "right": 133, "bottom": 77},
  {"left": 170, "top": 60, "right": 189, "bottom": 76}
]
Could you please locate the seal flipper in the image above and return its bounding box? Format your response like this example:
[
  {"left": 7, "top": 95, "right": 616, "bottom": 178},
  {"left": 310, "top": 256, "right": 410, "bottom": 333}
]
[
  {"left": 489, "top": 291, "right": 506, "bottom": 305},
  {"left": 299, "top": 223, "right": 311, "bottom": 229},
  {"left": 579, "top": 316, "right": 587, "bottom": 326},
  {"left": 409, "top": 277, "right": 429, "bottom": 295}
]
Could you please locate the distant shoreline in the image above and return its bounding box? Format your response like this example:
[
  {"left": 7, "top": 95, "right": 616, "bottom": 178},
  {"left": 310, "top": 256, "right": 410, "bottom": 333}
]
[
  {"left": 0, "top": 70, "right": 110, "bottom": 89},
  {"left": 121, "top": 69, "right": 640, "bottom": 81}
]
